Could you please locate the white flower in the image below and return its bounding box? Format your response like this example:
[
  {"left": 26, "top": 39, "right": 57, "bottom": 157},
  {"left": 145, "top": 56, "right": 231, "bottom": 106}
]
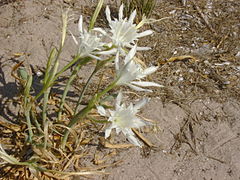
[
  {"left": 72, "top": 15, "right": 114, "bottom": 60},
  {"left": 97, "top": 92, "right": 149, "bottom": 146},
  {"left": 105, "top": 4, "right": 153, "bottom": 51},
  {"left": 115, "top": 45, "right": 163, "bottom": 92}
]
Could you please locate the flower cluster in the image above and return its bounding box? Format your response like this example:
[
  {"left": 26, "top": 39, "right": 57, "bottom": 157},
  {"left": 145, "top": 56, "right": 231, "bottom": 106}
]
[
  {"left": 115, "top": 45, "right": 163, "bottom": 92},
  {"left": 105, "top": 4, "right": 153, "bottom": 52},
  {"left": 74, "top": 4, "right": 162, "bottom": 147},
  {"left": 97, "top": 92, "right": 149, "bottom": 147},
  {"left": 72, "top": 15, "right": 113, "bottom": 60}
]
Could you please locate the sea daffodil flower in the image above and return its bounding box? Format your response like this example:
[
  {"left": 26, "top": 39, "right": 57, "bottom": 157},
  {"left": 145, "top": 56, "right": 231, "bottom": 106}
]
[
  {"left": 105, "top": 4, "right": 153, "bottom": 52},
  {"left": 72, "top": 15, "right": 114, "bottom": 60},
  {"left": 97, "top": 92, "right": 149, "bottom": 146},
  {"left": 115, "top": 45, "right": 163, "bottom": 92}
]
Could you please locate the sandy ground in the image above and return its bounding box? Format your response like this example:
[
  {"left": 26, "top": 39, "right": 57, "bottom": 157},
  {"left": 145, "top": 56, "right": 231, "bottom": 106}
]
[{"left": 0, "top": 0, "right": 240, "bottom": 179}]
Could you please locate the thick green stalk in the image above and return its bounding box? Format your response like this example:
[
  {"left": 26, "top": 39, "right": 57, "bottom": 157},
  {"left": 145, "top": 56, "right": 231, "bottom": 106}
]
[
  {"left": 43, "top": 120, "right": 49, "bottom": 149},
  {"left": 35, "top": 56, "right": 91, "bottom": 101},
  {"left": 74, "top": 67, "right": 97, "bottom": 114},
  {"left": 25, "top": 108, "right": 33, "bottom": 143},
  {"left": 44, "top": 48, "right": 57, "bottom": 84},
  {"left": 42, "top": 88, "right": 50, "bottom": 149},
  {"left": 42, "top": 61, "right": 59, "bottom": 126},
  {"left": 35, "top": 49, "right": 59, "bottom": 101},
  {"left": 61, "top": 80, "right": 117, "bottom": 149},
  {"left": 88, "top": 116, "right": 109, "bottom": 123},
  {"left": 42, "top": 89, "right": 50, "bottom": 127},
  {"left": 31, "top": 110, "right": 43, "bottom": 133},
  {"left": 42, "top": 61, "right": 59, "bottom": 148},
  {"left": 74, "top": 57, "right": 114, "bottom": 114},
  {"left": 57, "top": 62, "right": 82, "bottom": 121},
  {"left": 54, "top": 55, "right": 81, "bottom": 80}
]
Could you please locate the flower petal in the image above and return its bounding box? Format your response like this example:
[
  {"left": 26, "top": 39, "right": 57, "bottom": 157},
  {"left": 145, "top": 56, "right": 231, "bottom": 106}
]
[
  {"left": 88, "top": 54, "right": 102, "bottom": 60},
  {"left": 124, "top": 44, "right": 137, "bottom": 64},
  {"left": 126, "top": 44, "right": 151, "bottom": 51},
  {"left": 105, "top": 6, "right": 112, "bottom": 23},
  {"left": 131, "top": 81, "right": 163, "bottom": 87},
  {"left": 116, "top": 91, "right": 122, "bottom": 109},
  {"left": 134, "top": 98, "right": 149, "bottom": 112},
  {"left": 109, "top": 110, "right": 115, "bottom": 117},
  {"left": 129, "top": 10, "right": 136, "bottom": 23},
  {"left": 93, "top": 27, "right": 107, "bottom": 35},
  {"left": 127, "top": 83, "right": 153, "bottom": 92},
  {"left": 119, "top": 4, "right": 124, "bottom": 20},
  {"left": 143, "top": 66, "right": 158, "bottom": 75},
  {"left": 137, "top": 30, "right": 153, "bottom": 38},
  {"left": 97, "top": 106, "right": 107, "bottom": 116},
  {"left": 132, "top": 117, "right": 147, "bottom": 127},
  {"left": 116, "top": 127, "right": 122, "bottom": 134},
  {"left": 70, "top": 31, "right": 78, "bottom": 45},
  {"left": 136, "top": 46, "right": 151, "bottom": 51},
  {"left": 126, "top": 131, "right": 142, "bottom": 147},
  {"left": 78, "top": 15, "right": 83, "bottom": 33},
  {"left": 115, "top": 52, "right": 120, "bottom": 71},
  {"left": 97, "top": 48, "right": 117, "bottom": 55},
  {"left": 105, "top": 127, "right": 112, "bottom": 139}
]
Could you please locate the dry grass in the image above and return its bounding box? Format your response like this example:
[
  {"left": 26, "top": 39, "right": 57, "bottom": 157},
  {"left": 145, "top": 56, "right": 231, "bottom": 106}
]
[{"left": 1, "top": 0, "right": 240, "bottom": 179}]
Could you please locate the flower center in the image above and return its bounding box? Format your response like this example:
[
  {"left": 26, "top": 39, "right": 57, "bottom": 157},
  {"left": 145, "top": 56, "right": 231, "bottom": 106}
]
[
  {"left": 111, "top": 20, "right": 138, "bottom": 46},
  {"left": 113, "top": 110, "right": 134, "bottom": 128}
]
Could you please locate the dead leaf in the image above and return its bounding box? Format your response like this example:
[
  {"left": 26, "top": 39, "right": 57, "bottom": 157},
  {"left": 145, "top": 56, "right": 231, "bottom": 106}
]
[
  {"left": 99, "top": 137, "right": 134, "bottom": 148},
  {"left": 132, "top": 128, "right": 154, "bottom": 147}
]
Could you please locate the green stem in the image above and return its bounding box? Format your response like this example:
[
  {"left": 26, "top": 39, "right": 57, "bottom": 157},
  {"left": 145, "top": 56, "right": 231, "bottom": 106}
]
[
  {"left": 42, "top": 60, "right": 59, "bottom": 148},
  {"left": 43, "top": 121, "right": 49, "bottom": 149},
  {"left": 41, "top": 60, "right": 59, "bottom": 126},
  {"left": 34, "top": 56, "right": 90, "bottom": 101},
  {"left": 74, "top": 57, "right": 114, "bottom": 114},
  {"left": 58, "top": 62, "right": 82, "bottom": 121},
  {"left": 88, "top": 116, "right": 109, "bottom": 123},
  {"left": 35, "top": 50, "right": 62, "bottom": 101},
  {"left": 54, "top": 55, "right": 81, "bottom": 80},
  {"left": 42, "top": 88, "right": 50, "bottom": 149},
  {"left": 61, "top": 80, "right": 117, "bottom": 149},
  {"left": 42, "top": 89, "right": 50, "bottom": 128},
  {"left": 43, "top": 48, "right": 57, "bottom": 84},
  {"left": 31, "top": 110, "right": 43, "bottom": 134},
  {"left": 74, "top": 67, "right": 97, "bottom": 114}
]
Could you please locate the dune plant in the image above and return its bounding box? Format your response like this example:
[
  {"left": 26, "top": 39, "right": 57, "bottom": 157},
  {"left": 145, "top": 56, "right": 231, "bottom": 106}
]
[
  {"left": 121, "top": 0, "right": 156, "bottom": 21},
  {"left": 0, "top": 0, "right": 162, "bottom": 178}
]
